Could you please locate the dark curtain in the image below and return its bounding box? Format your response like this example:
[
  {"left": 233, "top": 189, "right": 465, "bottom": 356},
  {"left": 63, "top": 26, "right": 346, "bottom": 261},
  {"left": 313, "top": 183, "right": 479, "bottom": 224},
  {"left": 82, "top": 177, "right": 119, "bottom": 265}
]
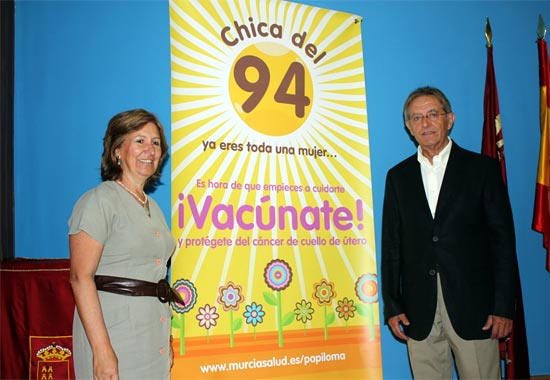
[{"left": 0, "top": 0, "right": 15, "bottom": 260}]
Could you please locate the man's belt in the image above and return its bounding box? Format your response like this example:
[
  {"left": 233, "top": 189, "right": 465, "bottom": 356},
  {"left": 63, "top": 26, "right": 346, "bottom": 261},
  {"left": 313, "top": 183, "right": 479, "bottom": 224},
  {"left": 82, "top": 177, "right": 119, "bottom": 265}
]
[{"left": 94, "top": 275, "right": 184, "bottom": 305}]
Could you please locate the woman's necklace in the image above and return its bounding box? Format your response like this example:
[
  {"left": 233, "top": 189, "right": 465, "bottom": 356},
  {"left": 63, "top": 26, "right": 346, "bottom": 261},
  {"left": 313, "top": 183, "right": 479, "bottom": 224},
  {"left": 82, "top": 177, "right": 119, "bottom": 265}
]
[{"left": 116, "top": 180, "right": 148, "bottom": 207}]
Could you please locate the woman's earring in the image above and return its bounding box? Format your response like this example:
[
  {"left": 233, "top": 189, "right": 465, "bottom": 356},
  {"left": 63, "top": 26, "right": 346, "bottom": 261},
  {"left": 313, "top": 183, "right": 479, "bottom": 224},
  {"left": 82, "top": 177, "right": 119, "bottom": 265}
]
[{"left": 116, "top": 156, "right": 121, "bottom": 166}]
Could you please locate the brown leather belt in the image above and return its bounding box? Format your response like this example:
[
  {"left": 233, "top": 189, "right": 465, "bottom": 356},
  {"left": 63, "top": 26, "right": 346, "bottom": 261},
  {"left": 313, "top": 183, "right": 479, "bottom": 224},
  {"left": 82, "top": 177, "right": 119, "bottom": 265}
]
[{"left": 94, "top": 275, "right": 184, "bottom": 305}]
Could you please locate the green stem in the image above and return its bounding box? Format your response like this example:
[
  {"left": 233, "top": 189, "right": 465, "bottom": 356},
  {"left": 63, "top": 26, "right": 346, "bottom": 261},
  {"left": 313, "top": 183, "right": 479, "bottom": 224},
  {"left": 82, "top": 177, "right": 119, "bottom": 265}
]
[
  {"left": 179, "top": 313, "right": 185, "bottom": 355},
  {"left": 323, "top": 305, "right": 328, "bottom": 340},
  {"left": 277, "top": 291, "right": 284, "bottom": 347},
  {"left": 368, "top": 303, "right": 374, "bottom": 341},
  {"left": 229, "top": 309, "right": 234, "bottom": 347}
]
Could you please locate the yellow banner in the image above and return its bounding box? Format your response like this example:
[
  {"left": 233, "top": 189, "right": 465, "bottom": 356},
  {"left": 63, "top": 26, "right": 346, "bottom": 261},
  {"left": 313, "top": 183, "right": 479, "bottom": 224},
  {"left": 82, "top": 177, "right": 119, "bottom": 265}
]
[{"left": 170, "top": 0, "right": 381, "bottom": 378}]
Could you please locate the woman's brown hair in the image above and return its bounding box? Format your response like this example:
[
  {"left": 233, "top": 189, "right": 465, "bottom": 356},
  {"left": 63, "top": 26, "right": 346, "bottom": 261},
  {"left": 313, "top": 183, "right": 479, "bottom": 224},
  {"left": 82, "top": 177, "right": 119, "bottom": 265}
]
[{"left": 100, "top": 109, "right": 168, "bottom": 190}]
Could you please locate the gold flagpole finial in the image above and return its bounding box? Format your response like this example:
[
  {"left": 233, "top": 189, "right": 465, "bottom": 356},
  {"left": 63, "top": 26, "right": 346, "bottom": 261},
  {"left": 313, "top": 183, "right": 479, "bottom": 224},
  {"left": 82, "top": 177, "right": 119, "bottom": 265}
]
[
  {"left": 485, "top": 17, "right": 492, "bottom": 47},
  {"left": 538, "top": 14, "right": 546, "bottom": 40}
]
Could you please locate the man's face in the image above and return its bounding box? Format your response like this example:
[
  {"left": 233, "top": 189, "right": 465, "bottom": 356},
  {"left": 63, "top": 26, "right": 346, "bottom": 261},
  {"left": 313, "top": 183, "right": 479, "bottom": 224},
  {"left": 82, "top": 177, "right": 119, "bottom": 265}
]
[{"left": 405, "top": 95, "right": 455, "bottom": 154}]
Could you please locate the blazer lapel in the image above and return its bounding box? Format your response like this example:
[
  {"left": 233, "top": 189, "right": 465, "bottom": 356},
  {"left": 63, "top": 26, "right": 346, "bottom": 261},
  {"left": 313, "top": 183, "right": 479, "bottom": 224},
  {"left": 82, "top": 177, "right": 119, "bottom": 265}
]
[
  {"left": 406, "top": 156, "right": 434, "bottom": 220},
  {"left": 434, "top": 143, "right": 465, "bottom": 220}
]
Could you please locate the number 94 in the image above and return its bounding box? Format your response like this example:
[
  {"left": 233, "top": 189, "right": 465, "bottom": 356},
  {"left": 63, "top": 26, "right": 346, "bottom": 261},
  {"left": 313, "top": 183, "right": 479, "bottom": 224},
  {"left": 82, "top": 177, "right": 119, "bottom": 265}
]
[{"left": 233, "top": 55, "right": 311, "bottom": 118}]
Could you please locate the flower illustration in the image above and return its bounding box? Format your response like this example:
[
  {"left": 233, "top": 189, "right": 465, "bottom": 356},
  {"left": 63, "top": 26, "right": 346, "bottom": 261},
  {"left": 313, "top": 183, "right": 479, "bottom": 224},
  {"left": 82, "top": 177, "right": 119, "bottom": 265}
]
[
  {"left": 196, "top": 304, "right": 219, "bottom": 330},
  {"left": 312, "top": 279, "right": 336, "bottom": 340},
  {"left": 355, "top": 273, "right": 378, "bottom": 304},
  {"left": 217, "top": 281, "right": 244, "bottom": 312},
  {"left": 243, "top": 302, "right": 265, "bottom": 327},
  {"left": 294, "top": 299, "right": 314, "bottom": 324},
  {"left": 170, "top": 278, "right": 198, "bottom": 356},
  {"left": 355, "top": 274, "right": 379, "bottom": 341},
  {"left": 216, "top": 281, "right": 244, "bottom": 347},
  {"left": 171, "top": 278, "right": 198, "bottom": 313},
  {"left": 312, "top": 278, "right": 336, "bottom": 306},
  {"left": 263, "top": 258, "right": 294, "bottom": 347},
  {"left": 264, "top": 259, "right": 292, "bottom": 291},
  {"left": 336, "top": 297, "right": 356, "bottom": 321}
]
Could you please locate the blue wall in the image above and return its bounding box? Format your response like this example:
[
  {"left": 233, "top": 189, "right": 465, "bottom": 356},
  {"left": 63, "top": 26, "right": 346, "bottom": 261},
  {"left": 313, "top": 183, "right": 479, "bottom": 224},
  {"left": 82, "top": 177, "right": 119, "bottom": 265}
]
[{"left": 14, "top": 0, "right": 550, "bottom": 378}]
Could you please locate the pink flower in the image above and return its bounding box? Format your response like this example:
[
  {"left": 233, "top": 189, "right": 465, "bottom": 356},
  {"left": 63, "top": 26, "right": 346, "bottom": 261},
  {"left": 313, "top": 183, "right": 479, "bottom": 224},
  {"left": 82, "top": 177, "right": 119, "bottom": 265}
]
[
  {"left": 264, "top": 259, "right": 292, "bottom": 291},
  {"left": 217, "top": 281, "right": 244, "bottom": 312},
  {"left": 196, "top": 304, "right": 219, "bottom": 330}
]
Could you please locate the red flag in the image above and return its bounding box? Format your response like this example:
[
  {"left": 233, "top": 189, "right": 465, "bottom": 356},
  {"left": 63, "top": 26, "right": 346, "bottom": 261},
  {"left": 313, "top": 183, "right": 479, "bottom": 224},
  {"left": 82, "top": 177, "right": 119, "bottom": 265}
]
[
  {"left": 482, "top": 45, "right": 507, "bottom": 182},
  {"left": 533, "top": 36, "right": 550, "bottom": 272},
  {"left": 481, "top": 35, "right": 530, "bottom": 380}
]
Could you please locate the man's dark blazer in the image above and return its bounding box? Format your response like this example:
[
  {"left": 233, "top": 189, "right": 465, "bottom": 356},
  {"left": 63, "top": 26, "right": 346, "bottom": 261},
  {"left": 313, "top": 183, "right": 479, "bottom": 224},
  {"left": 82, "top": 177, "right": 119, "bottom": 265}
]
[{"left": 381, "top": 141, "right": 517, "bottom": 341}]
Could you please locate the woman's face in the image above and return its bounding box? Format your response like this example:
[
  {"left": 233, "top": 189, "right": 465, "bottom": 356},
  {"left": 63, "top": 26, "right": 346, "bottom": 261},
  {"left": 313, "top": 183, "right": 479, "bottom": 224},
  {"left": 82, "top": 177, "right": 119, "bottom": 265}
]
[{"left": 115, "top": 122, "right": 162, "bottom": 183}]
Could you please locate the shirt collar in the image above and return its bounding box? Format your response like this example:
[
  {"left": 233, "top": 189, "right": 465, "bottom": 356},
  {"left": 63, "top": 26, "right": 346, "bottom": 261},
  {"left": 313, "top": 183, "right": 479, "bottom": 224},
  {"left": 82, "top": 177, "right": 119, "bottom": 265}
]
[{"left": 417, "top": 137, "right": 452, "bottom": 167}]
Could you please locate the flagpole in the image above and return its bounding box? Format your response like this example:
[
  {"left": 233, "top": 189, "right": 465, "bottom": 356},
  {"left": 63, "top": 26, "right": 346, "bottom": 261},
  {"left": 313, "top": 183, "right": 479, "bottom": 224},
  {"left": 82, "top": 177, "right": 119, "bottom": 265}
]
[
  {"left": 485, "top": 17, "right": 492, "bottom": 48},
  {"left": 481, "top": 17, "right": 530, "bottom": 380},
  {"left": 538, "top": 14, "right": 546, "bottom": 40}
]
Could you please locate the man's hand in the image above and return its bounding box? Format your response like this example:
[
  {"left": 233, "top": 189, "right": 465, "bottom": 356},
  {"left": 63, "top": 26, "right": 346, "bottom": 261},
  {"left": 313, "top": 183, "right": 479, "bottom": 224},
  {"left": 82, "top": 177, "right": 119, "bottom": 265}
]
[
  {"left": 388, "top": 313, "right": 410, "bottom": 341},
  {"left": 482, "top": 315, "right": 513, "bottom": 339}
]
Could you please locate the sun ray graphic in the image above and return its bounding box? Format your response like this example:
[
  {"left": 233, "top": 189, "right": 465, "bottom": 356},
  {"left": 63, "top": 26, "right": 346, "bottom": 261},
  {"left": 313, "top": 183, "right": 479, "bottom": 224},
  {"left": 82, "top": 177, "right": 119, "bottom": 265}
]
[{"left": 170, "top": 0, "right": 377, "bottom": 337}]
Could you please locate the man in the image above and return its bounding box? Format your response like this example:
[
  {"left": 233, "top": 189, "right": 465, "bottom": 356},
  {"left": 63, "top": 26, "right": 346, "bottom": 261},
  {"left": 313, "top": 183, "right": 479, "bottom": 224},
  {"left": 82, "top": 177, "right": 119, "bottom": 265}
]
[{"left": 381, "top": 86, "right": 517, "bottom": 379}]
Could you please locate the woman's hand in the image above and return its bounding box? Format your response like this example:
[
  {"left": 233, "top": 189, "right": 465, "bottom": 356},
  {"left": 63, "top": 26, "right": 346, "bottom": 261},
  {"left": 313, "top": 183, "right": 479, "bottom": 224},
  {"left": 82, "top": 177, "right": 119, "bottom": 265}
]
[{"left": 92, "top": 346, "right": 119, "bottom": 380}]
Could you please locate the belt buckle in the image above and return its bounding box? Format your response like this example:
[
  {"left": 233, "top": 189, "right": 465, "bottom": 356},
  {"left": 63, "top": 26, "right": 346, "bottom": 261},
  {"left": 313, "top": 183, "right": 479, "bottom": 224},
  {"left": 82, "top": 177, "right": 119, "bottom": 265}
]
[{"left": 156, "top": 279, "right": 171, "bottom": 303}]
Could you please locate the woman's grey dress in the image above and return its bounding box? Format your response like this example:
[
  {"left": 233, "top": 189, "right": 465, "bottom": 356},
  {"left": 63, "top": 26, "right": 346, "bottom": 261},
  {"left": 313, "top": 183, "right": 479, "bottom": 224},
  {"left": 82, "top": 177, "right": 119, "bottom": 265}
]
[{"left": 68, "top": 181, "right": 176, "bottom": 380}]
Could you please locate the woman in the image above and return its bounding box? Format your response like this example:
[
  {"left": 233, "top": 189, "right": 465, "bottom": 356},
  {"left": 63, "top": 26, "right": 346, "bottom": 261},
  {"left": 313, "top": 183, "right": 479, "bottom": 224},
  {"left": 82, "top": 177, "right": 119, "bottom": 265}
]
[{"left": 68, "top": 109, "right": 179, "bottom": 380}]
